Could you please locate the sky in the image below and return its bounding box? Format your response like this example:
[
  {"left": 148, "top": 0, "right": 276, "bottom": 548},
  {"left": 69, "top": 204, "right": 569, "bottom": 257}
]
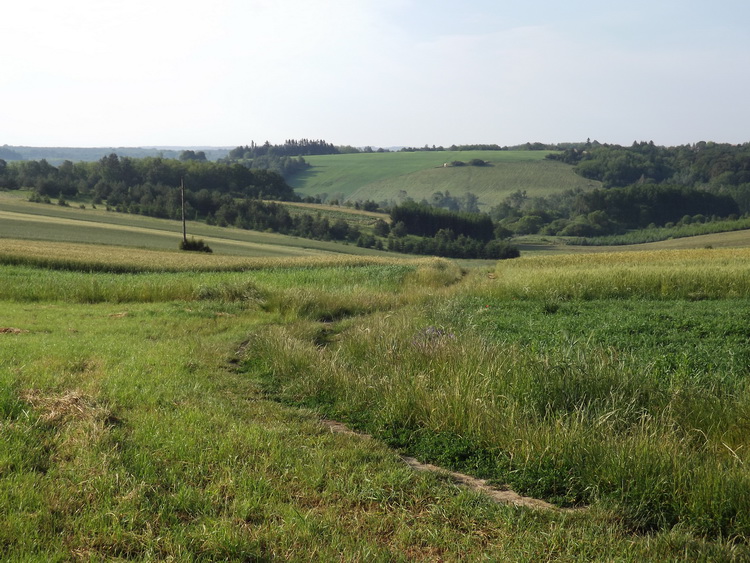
[{"left": 2, "top": 0, "right": 750, "bottom": 148}]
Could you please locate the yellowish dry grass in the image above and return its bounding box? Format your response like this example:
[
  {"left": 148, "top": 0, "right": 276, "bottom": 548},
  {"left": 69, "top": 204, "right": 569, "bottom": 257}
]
[
  {"left": 490, "top": 247, "right": 750, "bottom": 299},
  {"left": 0, "top": 238, "right": 420, "bottom": 272}
]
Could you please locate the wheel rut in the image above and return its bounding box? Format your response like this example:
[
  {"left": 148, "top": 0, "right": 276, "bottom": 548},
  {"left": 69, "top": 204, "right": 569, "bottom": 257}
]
[{"left": 320, "top": 419, "right": 580, "bottom": 512}]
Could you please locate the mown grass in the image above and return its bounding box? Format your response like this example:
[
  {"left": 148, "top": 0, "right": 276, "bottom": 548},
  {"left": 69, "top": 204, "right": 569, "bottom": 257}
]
[
  {"left": 3, "top": 248, "right": 750, "bottom": 559},
  {"left": 0, "top": 210, "right": 392, "bottom": 259},
  {"left": 346, "top": 159, "right": 598, "bottom": 211}
]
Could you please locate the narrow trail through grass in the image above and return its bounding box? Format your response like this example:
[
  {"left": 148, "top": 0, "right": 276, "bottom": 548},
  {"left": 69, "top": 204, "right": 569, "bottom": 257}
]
[{"left": 320, "top": 419, "right": 573, "bottom": 512}]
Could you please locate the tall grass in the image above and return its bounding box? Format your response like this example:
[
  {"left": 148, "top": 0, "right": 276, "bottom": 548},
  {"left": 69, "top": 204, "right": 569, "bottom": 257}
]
[
  {"left": 0, "top": 255, "right": 459, "bottom": 305},
  {"left": 0, "top": 238, "right": 417, "bottom": 273},
  {"left": 253, "top": 303, "right": 750, "bottom": 537},
  {"left": 248, "top": 247, "right": 750, "bottom": 541},
  {"left": 6, "top": 260, "right": 687, "bottom": 561},
  {"left": 3, "top": 248, "right": 750, "bottom": 558},
  {"left": 490, "top": 248, "right": 750, "bottom": 299}
]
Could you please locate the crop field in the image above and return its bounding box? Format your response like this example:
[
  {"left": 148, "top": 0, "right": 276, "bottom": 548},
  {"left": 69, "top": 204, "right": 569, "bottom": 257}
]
[
  {"left": 2, "top": 238, "right": 750, "bottom": 559},
  {"left": 0, "top": 192, "right": 397, "bottom": 259},
  {"left": 288, "top": 150, "right": 600, "bottom": 208}
]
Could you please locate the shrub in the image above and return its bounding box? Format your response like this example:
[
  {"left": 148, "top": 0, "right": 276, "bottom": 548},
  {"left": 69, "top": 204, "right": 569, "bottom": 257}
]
[
  {"left": 179, "top": 237, "right": 213, "bottom": 253},
  {"left": 373, "top": 219, "right": 390, "bottom": 237}
]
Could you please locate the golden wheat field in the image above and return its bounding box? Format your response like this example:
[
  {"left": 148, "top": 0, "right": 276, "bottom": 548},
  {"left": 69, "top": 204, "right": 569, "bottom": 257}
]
[
  {"left": 487, "top": 247, "right": 750, "bottom": 299},
  {"left": 0, "top": 238, "right": 421, "bottom": 272}
]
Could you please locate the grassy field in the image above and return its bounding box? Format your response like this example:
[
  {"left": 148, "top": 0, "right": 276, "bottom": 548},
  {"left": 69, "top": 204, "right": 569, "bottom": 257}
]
[
  {"left": 288, "top": 151, "right": 600, "bottom": 209},
  {"left": 249, "top": 249, "right": 750, "bottom": 555},
  {"left": 0, "top": 191, "right": 402, "bottom": 259},
  {"left": 513, "top": 227, "right": 750, "bottom": 254},
  {"left": 5, "top": 185, "right": 750, "bottom": 265},
  {"left": 2, "top": 239, "right": 750, "bottom": 559}
]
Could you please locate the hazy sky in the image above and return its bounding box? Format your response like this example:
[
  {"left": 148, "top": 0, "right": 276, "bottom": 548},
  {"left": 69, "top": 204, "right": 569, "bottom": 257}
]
[{"left": 3, "top": 0, "right": 749, "bottom": 148}]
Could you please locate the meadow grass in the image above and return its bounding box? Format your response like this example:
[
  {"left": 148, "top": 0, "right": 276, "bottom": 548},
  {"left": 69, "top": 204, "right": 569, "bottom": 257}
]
[
  {"left": 288, "top": 150, "right": 598, "bottom": 206},
  {"left": 0, "top": 191, "right": 402, "bottom": 258},
  {"left": 253, "top": 298, "right": 750, "bottom": 519},
  {"left": 346, "top": 159, "right": 597, "bottom": 211},
  {"left": 274, "top": 200, "right": 388, "bottom": 227},
  {"left": 0, "top": 208, "right": 393, "bottom": 258},
  {"left": 248, "top": 247, "right": 750, "bottom": 550},
  {"left": 0, "top": 257, "right": 446, "bottom": 307},
  {"left": 1, "top": 259, "right": 705, "bottom": 561},
  {"left": 575, "top": 217, "right": 750, "bottom": 246},
  {"left": 3, "top": 248, "right": 750, "bottom": 559}
]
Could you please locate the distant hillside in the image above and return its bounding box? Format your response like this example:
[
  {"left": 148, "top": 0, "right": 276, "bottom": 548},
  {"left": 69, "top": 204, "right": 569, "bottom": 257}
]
[
  {"left": 0, "top": 146, "right": 231, "bottom": 164},
  {"left": 0, "top": 191, "right": 394, "bottom": 259},
  {"left": 287, "top": 150, "right": 600, "bottom": 211}
]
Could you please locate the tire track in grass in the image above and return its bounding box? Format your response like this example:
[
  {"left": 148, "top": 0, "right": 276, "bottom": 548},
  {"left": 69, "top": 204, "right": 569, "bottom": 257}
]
[{"left": 320, "top": 419, "right": 581, "bottom": 512}]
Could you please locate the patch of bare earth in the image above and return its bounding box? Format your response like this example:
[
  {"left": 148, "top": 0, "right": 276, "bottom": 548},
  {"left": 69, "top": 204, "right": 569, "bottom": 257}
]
[
  {"left": 321, "top": 419, "right": 576, "bottom": 512},
  {"left": 0, "top": 327, "right": 29, "bottom": 334}
]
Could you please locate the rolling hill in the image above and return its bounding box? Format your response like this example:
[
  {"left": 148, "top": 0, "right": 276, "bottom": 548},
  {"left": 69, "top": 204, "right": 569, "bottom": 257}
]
[
  {"left": 4, "top": 188, "right": 750, "bottom": 261},
  {"left": 287, "top": 150, "right": 601, "bottom": 210},
  {"left": 0, "top": 192, "right": 397, "bottom": 259}
]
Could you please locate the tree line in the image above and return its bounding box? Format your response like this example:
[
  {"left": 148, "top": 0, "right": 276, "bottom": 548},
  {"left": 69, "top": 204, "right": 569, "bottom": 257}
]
[
  {"left": 548, "top": 140, "right": 750, "bottom": 192},
  {"left": 491, "top": 140, "right": 750, "bottom": 237},
  {"left": 491, "top": 184, "right": 740, "bottom": 238},
  {"left": 0, "top": 154, "right": 297, "bottom": 203},
  {"left": 221, "top": 139, "right": 343, "bottom": 179},
  {"left": 1, "top": 154, "right": 520, "bottom": 260},
  {"left": 225, "top": 139, "right": 339, "bottom": 159},
  {"left": 390, "top": 201, "right": 495, "bottom": 240},
  {"left": 386, "top": 202, "right": 517, "bottom": 259},
  {"left": 398, "top": 142, "right": 573, "bottom": 152}
]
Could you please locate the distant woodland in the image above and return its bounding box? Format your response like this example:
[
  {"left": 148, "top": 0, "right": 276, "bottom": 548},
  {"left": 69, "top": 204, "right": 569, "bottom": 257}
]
[
  {"left": 492, "top": 140, "right": 750, "bottom": 239},
  {"left": 2, "top": 138, "right": 750, "bottom": 253},
  {"left": 0, "top": 149, "right": 519, "bottom": 259}
]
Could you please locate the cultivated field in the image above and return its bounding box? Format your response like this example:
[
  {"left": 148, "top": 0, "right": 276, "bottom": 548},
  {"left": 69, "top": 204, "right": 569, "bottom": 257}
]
[
  {"left": 288, "top": 150, "right": 600, "bottom": 208},
  {"left": 0, "top": 191, "right": 397, "bottom": 260},
  {"left": 2, "top": 233, "right": 750, "bottom": 559}
]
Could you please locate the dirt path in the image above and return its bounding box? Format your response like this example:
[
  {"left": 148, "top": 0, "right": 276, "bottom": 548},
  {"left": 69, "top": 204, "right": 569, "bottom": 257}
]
[{"left": 321, "top": 419, "right": 575, "bottom": 512}]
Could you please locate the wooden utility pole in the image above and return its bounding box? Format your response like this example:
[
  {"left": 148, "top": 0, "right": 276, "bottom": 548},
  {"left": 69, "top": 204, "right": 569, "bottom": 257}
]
[{"left": 180, "top": 177, "right": 187, "bottom": 244}]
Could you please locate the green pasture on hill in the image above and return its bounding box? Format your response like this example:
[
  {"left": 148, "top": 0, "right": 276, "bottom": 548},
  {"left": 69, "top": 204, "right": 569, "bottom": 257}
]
[{"left": 288, "top": 151, "right": 601, "bottom": 208}]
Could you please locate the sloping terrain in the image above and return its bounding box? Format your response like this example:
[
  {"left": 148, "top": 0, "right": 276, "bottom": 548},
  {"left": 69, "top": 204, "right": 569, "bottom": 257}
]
[
  {"left": 0, "top": 192, "right": 395, "bottom": 259},
  {"left": 288, "top": 150, "right": 600, "bottom": 208}
]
